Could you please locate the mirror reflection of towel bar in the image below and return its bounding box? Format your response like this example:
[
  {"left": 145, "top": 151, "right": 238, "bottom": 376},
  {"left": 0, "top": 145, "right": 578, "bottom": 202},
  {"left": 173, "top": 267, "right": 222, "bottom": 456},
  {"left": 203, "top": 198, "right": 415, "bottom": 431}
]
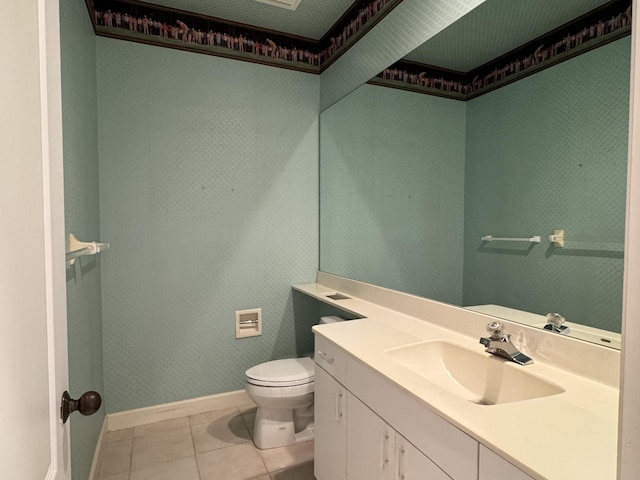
[{"left": 481, "top": 235, "right": 541, "bottom": 243}]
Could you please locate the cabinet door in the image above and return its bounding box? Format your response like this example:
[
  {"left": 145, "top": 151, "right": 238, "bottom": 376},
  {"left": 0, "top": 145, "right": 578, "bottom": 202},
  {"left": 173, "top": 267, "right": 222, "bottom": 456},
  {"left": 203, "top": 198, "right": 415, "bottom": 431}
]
[
  {"left": 479, "top": 445, "right": 535, "bottom": 480},
  {"left": 347, "top": 393, "right": 395, "bottom": 480},
  {"left": 396, "top": 435, "right": 451, "bottom": 480},
  {"left": 315, "top": 366, "right": 347, "bottom": 480}
]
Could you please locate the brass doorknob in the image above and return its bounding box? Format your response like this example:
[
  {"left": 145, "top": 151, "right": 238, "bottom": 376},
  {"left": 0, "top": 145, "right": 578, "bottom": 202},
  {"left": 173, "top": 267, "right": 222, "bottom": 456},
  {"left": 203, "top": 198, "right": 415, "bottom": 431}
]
[{"left": 60, "top": 390, "right": 102, "bottom": 424}]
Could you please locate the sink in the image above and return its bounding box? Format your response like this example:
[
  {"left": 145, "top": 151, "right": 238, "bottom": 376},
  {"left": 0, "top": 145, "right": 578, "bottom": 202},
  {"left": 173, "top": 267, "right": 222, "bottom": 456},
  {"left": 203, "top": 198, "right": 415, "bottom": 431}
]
[{"left": 385, "top": 341, "right": 564, "bottom": 405}]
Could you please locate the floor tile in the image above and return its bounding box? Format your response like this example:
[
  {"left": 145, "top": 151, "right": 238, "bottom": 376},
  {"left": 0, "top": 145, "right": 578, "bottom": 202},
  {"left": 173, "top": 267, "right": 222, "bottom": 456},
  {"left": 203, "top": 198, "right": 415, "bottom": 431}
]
[
  {"left": 259, "top": 440, "right": 314, "bottom": 472},
  {"left": 99, "top": 473, "right": 129, "bottom": 480},
  {"left": 247, "top": 475, "right": 271, "bottom": 480},
  {"left": 197, "top": 443, "right": 268, "bottom": 480},
  {"left": 133, "top": 417, "right": 189, "bottom": 437},
  {"left": 189, "top": 407, "right": 238, "bottom": 426},
  {"left": 131, "top": 426, "right": 194, "bottom": 471},
  {"left": 129, "top": 456, "right": 199, "bottom": 480},
  {"left": 106, "top": 428, "right": 134, "bottom": 444},
  {"left": 241, "top": 412, "right": 256, "bottom": 438},
  {"left": 99, "top": 437, "right": 132, "bottom": 478},
  {"left": 192, "top": 409, "right": 251, "bottom": 453},
  {"left": 238, "top": 401, "right": 257, "bottom": 415},
  {"left": 270, "top": 460, "right": 314, "bottom": 480}
]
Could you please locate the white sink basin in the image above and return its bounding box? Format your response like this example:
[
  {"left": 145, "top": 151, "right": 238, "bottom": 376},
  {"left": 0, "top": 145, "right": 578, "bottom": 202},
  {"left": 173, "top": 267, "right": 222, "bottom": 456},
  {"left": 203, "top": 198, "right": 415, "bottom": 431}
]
[{"left": 385, "top": 341, "right": 564, "bottom": 405}]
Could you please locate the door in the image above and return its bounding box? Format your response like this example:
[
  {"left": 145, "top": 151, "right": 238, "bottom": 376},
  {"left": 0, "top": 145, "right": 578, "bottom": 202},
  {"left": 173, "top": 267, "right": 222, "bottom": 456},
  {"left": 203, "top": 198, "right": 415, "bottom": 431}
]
[
  {"left": 314, "top": 366, "right": 347, "bottom": 480},
  {"left": 0, "top": 0, "right": 70, "bottom": 479},
  {"left": 347, "top": 393, "right": 395, "bottom": 480}
]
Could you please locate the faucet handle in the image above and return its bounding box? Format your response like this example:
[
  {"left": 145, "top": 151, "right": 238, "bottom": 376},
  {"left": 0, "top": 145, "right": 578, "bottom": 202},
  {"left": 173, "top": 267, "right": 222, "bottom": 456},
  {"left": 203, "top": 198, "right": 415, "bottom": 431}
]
[
  {"left": 486, "top": 321, "right": 505, "bottom": 340},
  {"left": 545, "top": 313, "right": 565, "bottom": 327}
]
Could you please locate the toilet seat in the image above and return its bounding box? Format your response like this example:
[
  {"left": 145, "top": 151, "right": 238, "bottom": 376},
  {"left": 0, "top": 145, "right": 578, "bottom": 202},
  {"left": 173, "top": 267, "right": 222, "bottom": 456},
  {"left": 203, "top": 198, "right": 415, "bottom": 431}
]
[{"left": 246, "top": 357, "right": 315, "bottom": 387}]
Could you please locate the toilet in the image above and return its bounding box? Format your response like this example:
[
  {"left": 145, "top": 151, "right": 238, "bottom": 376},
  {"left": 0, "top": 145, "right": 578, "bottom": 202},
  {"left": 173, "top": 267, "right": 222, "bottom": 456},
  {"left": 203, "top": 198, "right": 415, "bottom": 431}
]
[{"left": 245, "top": 316, "right": 345, "bottom": 449}]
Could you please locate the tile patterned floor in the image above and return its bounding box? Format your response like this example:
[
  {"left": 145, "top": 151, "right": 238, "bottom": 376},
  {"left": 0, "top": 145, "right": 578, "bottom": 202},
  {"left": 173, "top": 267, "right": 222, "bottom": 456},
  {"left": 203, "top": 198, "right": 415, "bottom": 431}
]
[{"left": 97, "top": 403, "right": 315, "bottom": 480}]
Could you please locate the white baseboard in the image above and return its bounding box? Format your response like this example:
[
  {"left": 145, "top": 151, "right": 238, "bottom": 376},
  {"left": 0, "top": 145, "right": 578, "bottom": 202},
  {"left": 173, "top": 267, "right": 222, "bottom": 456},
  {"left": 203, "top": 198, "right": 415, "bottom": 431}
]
[
  {"left": 89, "top": 417, "right": 107, "bottom": 480},
  {"left": 106, "top": 390, "right": 253, "bottom": 431}
]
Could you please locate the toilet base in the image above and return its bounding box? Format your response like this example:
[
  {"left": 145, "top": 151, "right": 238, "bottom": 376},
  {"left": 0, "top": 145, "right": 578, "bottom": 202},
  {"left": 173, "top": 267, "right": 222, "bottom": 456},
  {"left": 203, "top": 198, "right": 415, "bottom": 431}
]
[{"left": 252, "top": 406, "right": 315, "bottom": 449}]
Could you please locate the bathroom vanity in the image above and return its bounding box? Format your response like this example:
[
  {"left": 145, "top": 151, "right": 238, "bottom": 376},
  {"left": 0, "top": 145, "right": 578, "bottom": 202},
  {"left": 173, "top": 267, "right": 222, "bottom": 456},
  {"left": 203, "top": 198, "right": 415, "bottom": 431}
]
[{"left": 295, "top": 273, "right": 620, "bottom": 480}]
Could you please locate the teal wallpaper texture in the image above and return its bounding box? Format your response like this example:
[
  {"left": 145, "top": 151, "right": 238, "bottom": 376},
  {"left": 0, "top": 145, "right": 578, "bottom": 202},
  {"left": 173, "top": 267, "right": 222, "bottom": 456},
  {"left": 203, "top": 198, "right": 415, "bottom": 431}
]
[
  {"left": 60, "top": 0, "right": 105, "bottom": 478},
  {"left": 463, "top": 37, "right": 630, "bottom": 332},
  {"left": 97, "top": 38, "right": 320, "bottom": 413},
  {"left": 320, "top": 84, "right": 466, "bottom": 305}
]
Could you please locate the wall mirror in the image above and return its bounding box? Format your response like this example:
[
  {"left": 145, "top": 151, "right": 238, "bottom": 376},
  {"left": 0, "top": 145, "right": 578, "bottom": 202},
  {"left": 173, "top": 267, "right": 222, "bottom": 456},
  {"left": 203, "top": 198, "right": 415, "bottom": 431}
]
[{"left": 320, "top": 0, "right": 631, "bottom": 349}]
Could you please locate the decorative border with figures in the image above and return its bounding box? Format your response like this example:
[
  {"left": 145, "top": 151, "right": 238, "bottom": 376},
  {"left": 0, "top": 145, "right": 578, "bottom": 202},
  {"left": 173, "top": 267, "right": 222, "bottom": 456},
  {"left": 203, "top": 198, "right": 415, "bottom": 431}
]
[
  {"left": 370, "top": 0, "right": 632, "bottom": 100},
  {"left": 88, "top": 0, "right": 403, "bottom": 73},
  {"left": 86, "top": 0, "right": 631, "bottom": 99}
]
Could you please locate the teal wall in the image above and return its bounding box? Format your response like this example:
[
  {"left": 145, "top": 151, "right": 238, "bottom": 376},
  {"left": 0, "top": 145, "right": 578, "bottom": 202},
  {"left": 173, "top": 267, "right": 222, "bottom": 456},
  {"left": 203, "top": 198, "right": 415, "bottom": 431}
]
[
  {"left": 60, "top": 0, "right": 105, "bottom": 478},
  {"left": 96, "top": 38, "right": 320, "bottom": 413},
  {"left": 320, "top": 84, "right": 466, "bottom": 305},
  {"left": 463, "top": 38, "right": 630, "bottom": 332}
]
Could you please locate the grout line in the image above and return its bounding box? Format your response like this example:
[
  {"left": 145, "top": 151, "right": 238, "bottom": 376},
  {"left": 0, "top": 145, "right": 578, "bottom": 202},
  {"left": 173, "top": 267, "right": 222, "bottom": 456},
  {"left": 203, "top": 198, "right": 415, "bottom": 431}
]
[
  {"left": 188, "top": 415, "right": 203, "bottom": 480},
  {"left": 128, "top": 429, "right": 133, "bottom": 479},
  {"left": 244, "top": 407, "right": 272, "bottom": 476}
]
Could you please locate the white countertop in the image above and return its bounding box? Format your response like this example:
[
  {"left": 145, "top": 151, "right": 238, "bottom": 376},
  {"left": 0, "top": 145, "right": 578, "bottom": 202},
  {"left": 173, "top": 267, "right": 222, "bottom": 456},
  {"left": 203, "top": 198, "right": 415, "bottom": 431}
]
[{"left": 295, "top": 279, "right": 619, "bottom": 480}]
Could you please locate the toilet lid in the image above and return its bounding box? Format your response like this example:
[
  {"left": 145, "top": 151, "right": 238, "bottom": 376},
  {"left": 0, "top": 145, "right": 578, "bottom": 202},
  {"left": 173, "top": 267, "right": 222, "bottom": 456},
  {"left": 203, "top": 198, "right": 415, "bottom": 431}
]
[{"left": 246, "top": 357, "right": 315, "bottom": 387}]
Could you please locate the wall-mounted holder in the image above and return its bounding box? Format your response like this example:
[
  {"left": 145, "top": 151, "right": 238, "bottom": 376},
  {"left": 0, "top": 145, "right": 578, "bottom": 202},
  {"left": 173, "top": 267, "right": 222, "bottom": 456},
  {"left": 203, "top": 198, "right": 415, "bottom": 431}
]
[
  {"left": 66, "top": 233, "right": 110, "bottom": 266},
  {"left": 236, "top": 308, "right": 262, "bottom": 338},
  {"left": 549, "top": 230, "right": 565, "bottom": 247},
  {"left": 548, "top": 229, "right": 623, "bottom": 252}
]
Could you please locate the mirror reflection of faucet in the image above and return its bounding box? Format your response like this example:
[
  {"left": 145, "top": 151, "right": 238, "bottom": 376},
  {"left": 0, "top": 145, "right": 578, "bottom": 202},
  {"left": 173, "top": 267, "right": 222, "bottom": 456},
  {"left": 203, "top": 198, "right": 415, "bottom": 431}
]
[
  {"left": 544, "top": 313, "right": 571, "bottom": 335},
  {"left": 479, "top": 321, "right": 533, "bottom": 365}
]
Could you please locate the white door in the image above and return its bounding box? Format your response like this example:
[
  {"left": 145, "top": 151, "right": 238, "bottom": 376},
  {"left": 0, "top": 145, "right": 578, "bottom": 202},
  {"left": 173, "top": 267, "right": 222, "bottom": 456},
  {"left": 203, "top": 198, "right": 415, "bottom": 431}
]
[{"left": 0, "top": 0, "right": 70, "bottom": 479}]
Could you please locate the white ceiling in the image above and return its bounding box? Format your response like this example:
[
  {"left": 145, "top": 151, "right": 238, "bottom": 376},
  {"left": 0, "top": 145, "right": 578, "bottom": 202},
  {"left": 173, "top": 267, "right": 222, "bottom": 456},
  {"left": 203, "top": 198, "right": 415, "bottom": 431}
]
[
  {"left": 403, "top": 0, "right": 614, "bottom": 72},
  {"left": 147, "top": 0, "right": 355, "bottom": 40}
]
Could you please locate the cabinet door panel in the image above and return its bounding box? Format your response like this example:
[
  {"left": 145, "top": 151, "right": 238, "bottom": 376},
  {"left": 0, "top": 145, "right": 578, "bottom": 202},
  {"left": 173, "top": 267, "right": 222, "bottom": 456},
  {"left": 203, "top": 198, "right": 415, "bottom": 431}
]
[
  {"left": 315, "top": 366, "right": 347, "bottom": 480},
  {"left": 479, "top": 445, "right": 535, "bottom": 480},
  {"left": 397, "top": 435, "right": 451, "bottom": 480},
  {"left": 347, "top": 393, "right": 395, "bottom": 480}
]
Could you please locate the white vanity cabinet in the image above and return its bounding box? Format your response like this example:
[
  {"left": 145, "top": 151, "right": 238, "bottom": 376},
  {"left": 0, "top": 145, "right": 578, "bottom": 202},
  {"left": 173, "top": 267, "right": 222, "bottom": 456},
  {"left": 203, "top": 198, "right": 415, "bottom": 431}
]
[
  {"left": 315, "top": 333, "right": 470, "bottom": 480},
  {"left": 479, "top": 446, "right": 535, "bottom": 480},
  {"left": 347, "top": 391, "right": 451, "bottom": 480},
  {"left": 314, "top": 365, "right": 347, "bottom": 480}
]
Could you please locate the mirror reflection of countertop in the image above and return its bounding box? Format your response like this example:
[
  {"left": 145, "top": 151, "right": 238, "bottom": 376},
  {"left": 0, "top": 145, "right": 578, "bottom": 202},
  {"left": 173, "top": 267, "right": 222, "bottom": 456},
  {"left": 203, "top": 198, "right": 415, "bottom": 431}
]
[
  {"left": 465, "top": 304, "right": 622, "bottom": 349},
  {"left": 295, "top": 275, "right": 619, "bottom": 480}
]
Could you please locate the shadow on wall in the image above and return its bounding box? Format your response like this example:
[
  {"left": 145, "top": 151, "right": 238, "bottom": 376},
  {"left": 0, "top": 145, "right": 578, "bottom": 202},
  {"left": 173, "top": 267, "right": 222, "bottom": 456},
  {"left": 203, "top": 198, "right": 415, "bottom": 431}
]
[
  {"left": 275, "top": 290, "right": 361, "bottom": 360},
  {"left": 271, "top": 291, "right": 318, "bottom": 359}
]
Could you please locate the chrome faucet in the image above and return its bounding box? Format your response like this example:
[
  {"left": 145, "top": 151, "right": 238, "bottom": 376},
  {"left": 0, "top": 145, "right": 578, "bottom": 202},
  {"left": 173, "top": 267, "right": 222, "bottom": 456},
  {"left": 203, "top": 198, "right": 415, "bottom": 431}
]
[
  {"left": 479, "top": 321, "right": 533, "bottom": 365},
  {"left": 544, "top": 313, "right": 571, "bottom": 335}
]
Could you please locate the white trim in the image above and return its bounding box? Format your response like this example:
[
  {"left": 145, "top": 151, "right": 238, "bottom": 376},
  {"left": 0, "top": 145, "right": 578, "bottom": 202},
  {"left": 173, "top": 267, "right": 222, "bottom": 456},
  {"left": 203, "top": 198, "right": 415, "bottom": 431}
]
[
  {"left": 38, "top": 0, "right": 70, "bottom": 478},
  {"left": 38, "top": 0, "right": 59, "bottom": 474},
  {"left": 89, "top": 418, "right": 108, "bottom": 480},
  {"left": 44, "top": 466, "right": 57, "bottom": 480},
  {"left": 107, "top": 390, "right": 253, "bottom": 431},
  {"left": 618, "top": 0, "right": 640, "bottom": 478}
]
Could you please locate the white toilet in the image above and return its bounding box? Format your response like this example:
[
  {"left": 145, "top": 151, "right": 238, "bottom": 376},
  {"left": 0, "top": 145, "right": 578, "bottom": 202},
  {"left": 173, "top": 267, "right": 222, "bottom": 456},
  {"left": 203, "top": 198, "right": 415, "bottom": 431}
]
[{"left": 245, "top": 316, "right": 345, "bottom": 449}]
